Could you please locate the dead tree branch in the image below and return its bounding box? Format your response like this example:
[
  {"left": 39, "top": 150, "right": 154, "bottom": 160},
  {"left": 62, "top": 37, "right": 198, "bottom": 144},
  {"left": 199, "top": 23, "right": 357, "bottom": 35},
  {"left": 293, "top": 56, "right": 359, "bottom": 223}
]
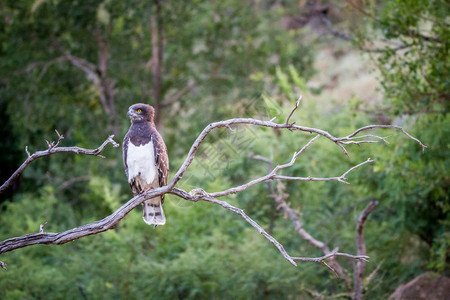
[
  {"left": 0, "top": 132, "right": 119, "bottom": 194},
  {"left": 171, "top": 188, "right": 369, "bottom": 267},
  {"left": 354, "top": 200, "right": 379, "bottom": 300},
  {"left": 285, "top": 95, "right": 302, "bottom": 125},
  {"left": 250, "top": 153, "right": 353, "bottom": 286},
  {"left": 0, "top": 108, "right": 424, "bottom": 269},
  {"left": 168, "top": 117, "right": 426, "bottom": 191},
  {"left": 0, "top": 188, "right": 165, "bottom": 255}
]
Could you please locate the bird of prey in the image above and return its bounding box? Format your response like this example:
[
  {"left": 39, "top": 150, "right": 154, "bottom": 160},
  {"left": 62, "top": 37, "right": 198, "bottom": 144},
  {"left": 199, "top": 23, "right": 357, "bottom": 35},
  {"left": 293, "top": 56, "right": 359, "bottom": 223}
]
[{"left": 123, "top": 103, "right": 169, "bottom": 227}]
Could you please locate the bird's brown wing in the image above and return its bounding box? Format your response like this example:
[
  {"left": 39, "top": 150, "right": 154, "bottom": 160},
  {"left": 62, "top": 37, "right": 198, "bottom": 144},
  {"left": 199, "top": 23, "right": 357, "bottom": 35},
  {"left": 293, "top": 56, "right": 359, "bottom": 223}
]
[
  {"left": 122, "top": 131, "right": 130, "bottom": 179},
  {"left": 152, "top": 131, "right": 169, "bottom": 203}
]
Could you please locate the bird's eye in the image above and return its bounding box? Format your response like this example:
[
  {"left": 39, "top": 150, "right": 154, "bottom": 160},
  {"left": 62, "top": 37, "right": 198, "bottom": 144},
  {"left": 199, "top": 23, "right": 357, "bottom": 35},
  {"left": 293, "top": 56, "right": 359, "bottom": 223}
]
[{"left": 137, "top": 109, "right": 142, "bottom": 113}]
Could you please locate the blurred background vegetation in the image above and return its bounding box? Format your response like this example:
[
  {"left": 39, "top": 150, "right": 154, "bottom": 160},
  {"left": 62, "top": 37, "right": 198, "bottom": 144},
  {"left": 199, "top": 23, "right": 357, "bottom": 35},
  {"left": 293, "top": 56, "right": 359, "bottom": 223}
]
[{"left": 0, "top": 0, "right": 448, "bottom": 299}]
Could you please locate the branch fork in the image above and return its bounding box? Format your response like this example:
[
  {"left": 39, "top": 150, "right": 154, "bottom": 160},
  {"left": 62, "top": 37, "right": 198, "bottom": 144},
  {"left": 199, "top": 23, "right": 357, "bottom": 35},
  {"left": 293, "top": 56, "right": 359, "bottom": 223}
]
[
  {"left": 285, "top": 95, "right": 302, "bottom": 126},
  {"left": 0, "top": 132, "right": 119, "bottom": 194},
  {"left": 0, "top": 101, "right": 425, "bottom": 273}
]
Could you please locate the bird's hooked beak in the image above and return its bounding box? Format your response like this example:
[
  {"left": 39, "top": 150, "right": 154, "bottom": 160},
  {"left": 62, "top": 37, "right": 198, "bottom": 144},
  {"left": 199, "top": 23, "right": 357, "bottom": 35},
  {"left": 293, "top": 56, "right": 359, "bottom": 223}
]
[{"left": 127, "top": 109, "right": 137, "bottom": 118}]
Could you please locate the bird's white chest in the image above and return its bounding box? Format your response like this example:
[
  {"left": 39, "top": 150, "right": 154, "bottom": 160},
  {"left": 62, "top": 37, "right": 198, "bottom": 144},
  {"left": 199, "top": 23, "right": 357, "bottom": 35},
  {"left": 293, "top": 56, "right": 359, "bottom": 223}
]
[{"left": 126, "top": 140, "right": 157, "bottom": 185}]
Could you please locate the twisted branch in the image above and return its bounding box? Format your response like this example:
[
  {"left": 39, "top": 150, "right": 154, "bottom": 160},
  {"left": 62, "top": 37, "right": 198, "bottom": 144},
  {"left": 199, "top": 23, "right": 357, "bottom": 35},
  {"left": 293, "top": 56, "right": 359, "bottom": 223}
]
[
  {"left": 0, "top": 107, "right": 425, "bottom": 270},
  {"left": 0, "top": 132, "right": 119, "bottom": 194}
]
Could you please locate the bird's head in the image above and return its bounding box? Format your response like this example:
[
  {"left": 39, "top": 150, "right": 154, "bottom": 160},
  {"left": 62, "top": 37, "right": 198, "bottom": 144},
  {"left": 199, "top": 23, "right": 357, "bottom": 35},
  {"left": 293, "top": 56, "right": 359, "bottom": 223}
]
[{"left": 127, "top": 103, "right": 155, "bottom": 123}]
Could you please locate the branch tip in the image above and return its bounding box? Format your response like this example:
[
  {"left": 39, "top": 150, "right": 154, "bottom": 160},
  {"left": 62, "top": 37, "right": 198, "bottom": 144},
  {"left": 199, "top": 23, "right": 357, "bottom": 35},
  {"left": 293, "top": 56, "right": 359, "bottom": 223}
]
[
  {"left": 54, "top": 129, "right": 64, "bottom": 140},
  {"left": 107, "top": 135, "right": 119, "bottom": 148},
  {"left": 39, "top": 221, "right": 48, "bottom": 233},
  {"left": 322, "top": 261, "right": 339, "bottom": 277},
  {"left": 337, "top": 143, "right": 349, "bottom": 156},
  {"left": 285, "top": 94, "right": 302, "bottom": 125},
  {"left": 1, "top": 134, "right": 120, "bottom": 195}
]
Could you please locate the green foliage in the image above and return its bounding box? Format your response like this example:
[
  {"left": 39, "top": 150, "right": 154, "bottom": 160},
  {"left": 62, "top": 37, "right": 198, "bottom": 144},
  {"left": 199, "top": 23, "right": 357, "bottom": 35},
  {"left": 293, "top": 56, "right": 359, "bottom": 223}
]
[
  {"left": 370, "top": 114, "right": 450, "bottom": 274},
  {"left": 355, "top": 0, "right": 449, "bottom": 114},
  {"left": 350, "top": 0, "right": 450, "bottom": 278}
]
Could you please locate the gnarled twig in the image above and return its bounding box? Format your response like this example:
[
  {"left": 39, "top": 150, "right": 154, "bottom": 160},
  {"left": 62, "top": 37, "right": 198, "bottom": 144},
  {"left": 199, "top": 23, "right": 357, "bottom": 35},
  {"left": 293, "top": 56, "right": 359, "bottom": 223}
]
[{"left": 0, "top": 133, "right": 119, "bottom": 194}]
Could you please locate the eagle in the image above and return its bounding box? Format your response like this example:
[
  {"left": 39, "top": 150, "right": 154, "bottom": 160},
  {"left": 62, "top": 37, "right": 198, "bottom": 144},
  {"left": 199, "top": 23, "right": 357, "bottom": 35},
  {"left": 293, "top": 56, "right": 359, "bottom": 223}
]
[{"left": 123, "top": 103, "right": 169, "bottom": 227}]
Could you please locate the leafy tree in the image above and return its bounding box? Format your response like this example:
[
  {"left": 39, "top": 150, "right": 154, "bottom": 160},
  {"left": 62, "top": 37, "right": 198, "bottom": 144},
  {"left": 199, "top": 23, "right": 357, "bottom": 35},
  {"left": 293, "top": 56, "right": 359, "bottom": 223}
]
[
  {"left": 354, "top": 0, "right": 448, "bottom": 114},
  {"left": 347, "top": 0, "right": 449, "bottom": 277}
]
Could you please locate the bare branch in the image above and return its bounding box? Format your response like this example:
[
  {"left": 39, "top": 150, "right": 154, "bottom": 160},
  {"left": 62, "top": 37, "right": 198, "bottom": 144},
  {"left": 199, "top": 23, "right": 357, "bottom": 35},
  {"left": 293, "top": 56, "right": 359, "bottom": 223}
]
[
  {"left": 365, "top": 260, "right": 384, "bottom": 287},
  {"left": 170, "top": 188, "right": 297, "bottom": 265},
  {"left": 0, "top": 180, "right": 367, "bottom": 268},
  {"left": 251, "top": 153, "right": 352, "bottom": 285},
  {"left": 170, "top": 188, "right": 368, "bottom": 267},
  {"left": 0, "top": 187, "right": 166, "bottom": 255},
  {"left": 341, "top": 125, "right": 427, "bottom": 151},
  {"left": 248, "top": 153, "right": 273, "bottom": 164},
  {"left": 0, "top": 102, "right": 424, "bottom": 270},
  {"left": 0, "top": 147, "right": 373, "bottom": 269},
  {"left": 169, "top": 118, "right": 425, "bottom": 189},
  {"left": 340, "top": 140, "right": 379, "bottom": 146},
  {"left": 39, "top": 221, "right": 48, "bottom": 233},
  {"left": 25, "top": 146, "right": 31, "bottom": 157},
  {"left": 272, "top": 158, "right": 374, "bottom": 185},
  {"left": 341, "top": 158, "right": 374, "bottom": 179},
  {"left": 209, "top": 135, "right": 321, "bottom": 197},
  {"left": 292, "top": 248, "right": 368, "bottom": 263},
  {"left": 215, "top": 157, "right": 372, "bottom": 196},
  {"left": 285, "top": 95, "right": 302, "bottom": 125},
  {"left": 354, "top": 200, "right": 379, "bottom": 300},
  {"left": 54, "top": 129, "right": 64, "bottom": 143},
  {"left": 0, "top": 134, "right": 119, "bottom": 195},
  {"left": 339, "top": 134, "right": 391, "bottom": 145},
  {"left": 63, "top": 54, "right": 98, "bottom": 80}
]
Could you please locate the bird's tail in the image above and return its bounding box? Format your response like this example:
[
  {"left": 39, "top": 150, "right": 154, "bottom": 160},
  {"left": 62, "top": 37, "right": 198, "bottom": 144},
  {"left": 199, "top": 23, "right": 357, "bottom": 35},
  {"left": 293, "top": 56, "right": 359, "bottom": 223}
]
[{"left": 143, "top": 199, "right": 166, "bottom": 227}]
